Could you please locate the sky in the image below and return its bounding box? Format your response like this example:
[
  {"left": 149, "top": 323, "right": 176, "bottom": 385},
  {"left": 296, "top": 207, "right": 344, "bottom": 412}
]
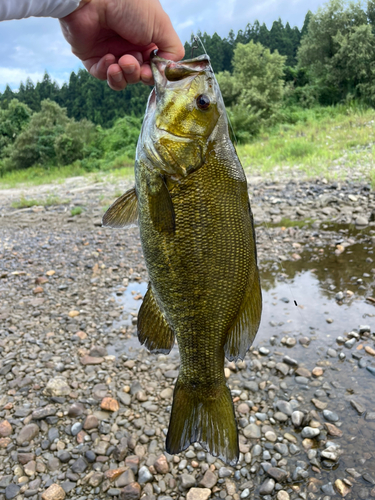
[{"left": 0, "top": 0, "right": 328, "bottom": 92}]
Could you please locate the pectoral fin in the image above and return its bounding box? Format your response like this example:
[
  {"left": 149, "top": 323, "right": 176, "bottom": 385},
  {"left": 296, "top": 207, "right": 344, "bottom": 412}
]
[
  {"left": 146, "top": 173, "right": 175, "bottom": 234},
  {"left": 224, "top": 268, "right": 262, "bottom": 362},
  {"left": 102, "top": 187, "right": 138, "bottom": 228},
  {"left": 137, "top": 285, "right": 175, "bottom": 354}
]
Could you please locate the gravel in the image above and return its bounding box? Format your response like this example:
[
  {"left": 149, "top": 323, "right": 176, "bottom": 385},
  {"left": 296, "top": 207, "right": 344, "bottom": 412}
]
[{"left": 0, "top": 175, "right": 375, "bottom": 499}]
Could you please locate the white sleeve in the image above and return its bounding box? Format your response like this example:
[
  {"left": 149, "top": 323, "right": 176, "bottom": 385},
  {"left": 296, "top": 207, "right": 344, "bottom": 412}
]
[{"left": 0, "top": 0, "right": 80, "bottom": 21}]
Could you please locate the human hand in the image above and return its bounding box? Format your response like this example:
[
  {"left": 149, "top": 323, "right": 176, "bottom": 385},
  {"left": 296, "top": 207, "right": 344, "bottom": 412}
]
[{"left": 59, "top": 0, "right": 184, "bottom": 90}]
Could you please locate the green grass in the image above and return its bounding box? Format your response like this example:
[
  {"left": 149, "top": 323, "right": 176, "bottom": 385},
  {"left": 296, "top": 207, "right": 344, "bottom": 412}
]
[
  {"left": 237, "top": 105, "right": 375, "bottom": 183},
  {"left": 11, "top": 193, "right": 69, "bottom": 209},
  {"left": 0, "top": 157, "right": 134, "bottom": 189},
  {"left": 70, "top": 206, "right": 83, "bottom": 216},
  {"left": 11, "top": 195, "right": 40, "bottom": 209}
]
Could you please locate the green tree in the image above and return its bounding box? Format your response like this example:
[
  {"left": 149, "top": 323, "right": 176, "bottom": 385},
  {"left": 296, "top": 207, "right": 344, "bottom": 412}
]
[
  {"left": 217, "top": 41, "right": 286, "bottom": 138},
  {"left": 297, "top": 0, "right": 371, "bottom": 103},
  {"left": 3, "top": 100, "right": 97, "bottom": 170},
  {"left": 0, "top": 100, "right": 31, "bottom": 158}
]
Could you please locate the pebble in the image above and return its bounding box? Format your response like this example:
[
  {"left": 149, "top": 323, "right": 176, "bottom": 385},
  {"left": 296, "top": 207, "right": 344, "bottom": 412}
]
[
  {"left": 350, "top": 399, "right": 366, "bottom": 415},
  {"left": 0, "top": 420, "right": 12, "bottom": 437},
  {"left": 323, "top": 410, "right": 339, "bottom": 422},
  {"left": 186, "top": 488, "right": 211, "bottom": 500},
  {"left": 244, "top": 423, "right": 261, "bottom": 439},
  {"left": 17, "top": 423, "right": 39, "bottom": 444},
  {"left": 138, "top": 466, "right": 153, "bottom": 484},
  {"left": 5, "top": 484, "right": 20, "bottom": 500},
  {"left": 259, "top": 478, "right": 275, "bottom": 495},
  {"left": 44, "top": 377, "right": 71, "bottom": 396},
  {"left": 275, "top": 400, "right": 293, "bottom": 416},
  {"left": 301, "top": 427, "right": 320, "bottom": 438},
  {"left": 121, "top": 482, "right": 141, "bottom": 499},
  {"left": 154, "top": 454, "right": 169, "bottom": 474},
  {"left": 277, "top": 492, "right": 290, "bottom": 500},
  {"left": 199, "top": 470, "right": 218, "bottom": 488},
  {"left": 41, "top": 484, "right": 66, "bottom": 500}
]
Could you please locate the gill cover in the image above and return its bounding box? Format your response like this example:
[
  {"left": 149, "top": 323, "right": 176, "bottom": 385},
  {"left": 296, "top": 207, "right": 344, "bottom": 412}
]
[{"left": 140, "top": 54, "right": 222, "bottom": 179}]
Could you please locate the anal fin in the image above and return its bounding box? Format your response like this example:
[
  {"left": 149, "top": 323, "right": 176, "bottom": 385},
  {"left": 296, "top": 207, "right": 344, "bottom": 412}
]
[
  {"left": 137, "top": 285, "right": 175, "bottom": 354},
  {"left": 102, "top": 187, "right": 138, "bottom": 228},
  {"left": 224, "top": 269, "right": 262, "bottom": 362}
]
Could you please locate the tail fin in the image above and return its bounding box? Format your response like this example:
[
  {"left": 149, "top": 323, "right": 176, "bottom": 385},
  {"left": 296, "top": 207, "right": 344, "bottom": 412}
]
[{"left": 165, "top": 379, "right": 239, "bottom": 466}]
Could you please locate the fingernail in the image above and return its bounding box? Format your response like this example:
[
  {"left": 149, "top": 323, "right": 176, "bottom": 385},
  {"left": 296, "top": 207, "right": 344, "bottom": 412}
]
[
  {"left": 112, "top": 72, "right": 123, "bottom": 83},
  {"left": 123, "top": 64, "right": 135, "bottom": 75}
]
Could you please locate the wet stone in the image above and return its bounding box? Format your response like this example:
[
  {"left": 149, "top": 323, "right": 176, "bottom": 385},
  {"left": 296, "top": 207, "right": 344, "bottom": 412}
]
[
  {"left": 321, "top": 482, "right": 336, "bottom": 496},
  {"left": 291, "top": 411, "right": 304, "bottom": 427},
  {"left": 323, "top": 410, "right": 339, "bottom": 422},
  {"left": 267, "top": 467, "right": 288, "bottom": 483},
  {"left": 274, "top": 412, "right": 288, "bottom": 422},
  {"left": 275, "top": 363, "right": 289, "bottom": 376},
  {"left": 259, "top": 478, "right": 275, "bottom": 495},
  {"left": 218, "top": 467, "right": 232, "bottom": 478},
  {"left": 350, "top": 400, "right": 366, "bottom": 415},
  {"left": 301, "top": 427, "right": 320, "bottom": 438}
]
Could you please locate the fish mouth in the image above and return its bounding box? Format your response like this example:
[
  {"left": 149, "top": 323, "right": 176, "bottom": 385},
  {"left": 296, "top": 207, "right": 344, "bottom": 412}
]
[{"left": 150, "top": 51, "right": 212, "bottom": 94}]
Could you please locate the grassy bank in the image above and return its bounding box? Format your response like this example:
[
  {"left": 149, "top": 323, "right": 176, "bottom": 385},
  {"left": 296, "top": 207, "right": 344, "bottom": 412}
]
[
  {"left": 1, "top": 105, "right": 374, "bottom": 189},
  {"left": 238, "top": 105, "right": 375, "bottom": 185}
]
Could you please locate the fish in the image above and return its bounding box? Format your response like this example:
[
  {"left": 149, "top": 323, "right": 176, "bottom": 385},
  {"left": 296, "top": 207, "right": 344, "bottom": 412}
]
[{"left": 102, "top": 52, "right": 262, "bottom": 465}]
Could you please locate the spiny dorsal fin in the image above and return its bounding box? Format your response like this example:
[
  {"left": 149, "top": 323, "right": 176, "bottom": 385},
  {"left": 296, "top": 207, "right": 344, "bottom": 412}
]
[
  {"left": 102, "top": 187, "right": 138, "bottom": 228},
  {"left": 138, "top": 285, "right": 175, "bottom": 354}
]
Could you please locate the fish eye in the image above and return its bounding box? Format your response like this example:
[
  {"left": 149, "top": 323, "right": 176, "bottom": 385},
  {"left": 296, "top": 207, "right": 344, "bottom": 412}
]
[{"left": 196, "top": 94, "right": 210, "bottom": 110}]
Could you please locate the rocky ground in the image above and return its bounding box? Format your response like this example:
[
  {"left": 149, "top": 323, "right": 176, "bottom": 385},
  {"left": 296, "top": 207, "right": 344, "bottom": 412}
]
[{"left": 0, "top": 173, "right": 375, "bottom": 500}]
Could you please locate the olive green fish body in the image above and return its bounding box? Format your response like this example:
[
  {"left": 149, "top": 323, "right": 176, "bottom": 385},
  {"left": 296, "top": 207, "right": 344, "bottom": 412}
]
[{"left": 103, "top": 54, "right": 262, "bottom": 465}]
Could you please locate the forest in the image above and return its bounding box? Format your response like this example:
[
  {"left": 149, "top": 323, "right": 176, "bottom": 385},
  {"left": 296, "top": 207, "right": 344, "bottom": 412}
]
[{"left": 0, "top": 0, "right": 375, "bottom": 176}]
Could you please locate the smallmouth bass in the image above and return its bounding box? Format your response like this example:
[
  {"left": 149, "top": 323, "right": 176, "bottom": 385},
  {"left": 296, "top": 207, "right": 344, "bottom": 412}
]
[{"left": 103, "top": 52, "right": 262, "bottom": 465}]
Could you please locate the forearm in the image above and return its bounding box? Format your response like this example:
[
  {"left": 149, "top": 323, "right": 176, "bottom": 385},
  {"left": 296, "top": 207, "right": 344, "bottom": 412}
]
[{"left": 0, "top": 0, "right": 82, "bottom": 21}]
